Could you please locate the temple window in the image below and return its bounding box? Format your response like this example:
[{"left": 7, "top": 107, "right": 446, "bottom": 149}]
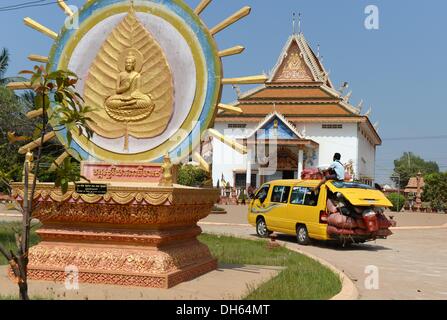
[
  {"left": 322, "top": 124, "right": 343, "bottom": 129},
  {"left": 228, "top": 123, "right": 247, "bottom": 129}
]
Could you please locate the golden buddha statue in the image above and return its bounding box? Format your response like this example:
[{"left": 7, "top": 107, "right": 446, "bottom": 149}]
[
  {"left": 159, "top": 154, "right": 173, "bottom": 187},
  {"left": 105, "top": 50, "right": 155, "bottom": 122},
  {"left": 22, "top": 149, "right": 36, "bottom": 183}
]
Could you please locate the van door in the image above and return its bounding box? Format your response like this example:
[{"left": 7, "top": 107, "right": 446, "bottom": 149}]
[
  {"left": 289, "top": 186, "right": 322, "bottom": 237},
  {"left": 250, "top": 184, "right": 272, "bottom": 224},
  {"left": 267, "top": 185, "right": 291, "bottom": 231}
]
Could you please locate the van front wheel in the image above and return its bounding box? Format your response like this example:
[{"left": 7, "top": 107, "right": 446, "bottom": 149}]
[
  {"left": 256, "top": 218, "right": 270, "bottom": 238},
  {"left": 296, "top": 225, "right": 310, "bottom": 245}
]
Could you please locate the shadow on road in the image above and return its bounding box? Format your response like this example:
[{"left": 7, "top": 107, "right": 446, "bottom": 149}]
[{"left": 268, "top": 233, "right": 393, "bottom": 252}]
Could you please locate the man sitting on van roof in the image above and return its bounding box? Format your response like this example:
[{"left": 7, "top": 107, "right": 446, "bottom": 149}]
[{"left": 314, "top": 153, "right": 345, "bottom": 194}]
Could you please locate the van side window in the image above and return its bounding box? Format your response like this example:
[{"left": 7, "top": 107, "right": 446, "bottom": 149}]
[
  {"left": 270, "top": 186, "right": 291, "bottom": 203},
  {"left": 290, "top": 187, "right": 319, "bottom": 207},
  {"left": 255, "top": 184, "right": 270, "bottom": 202}
]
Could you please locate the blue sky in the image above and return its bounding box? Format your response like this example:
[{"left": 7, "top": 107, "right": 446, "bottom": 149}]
[{"left": 1, "top": 0, "right": 446, "bottom": 183}]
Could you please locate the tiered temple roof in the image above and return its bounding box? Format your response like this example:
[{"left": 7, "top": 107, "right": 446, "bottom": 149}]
[{"left": 217, "top": 33, "right": 381, "bottom": 145}]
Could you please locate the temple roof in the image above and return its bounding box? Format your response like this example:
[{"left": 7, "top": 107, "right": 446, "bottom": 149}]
[
  {"left": 404, "top": 177, "right": 425, "bottom": 193},
  {"left": 217, "top": 32, "right": 382, "bottom": 146},
  {"left": 246, "top": 111, "right": 304, "bottom": 140},
  {"left": 268, "top": 34, "right": 333, "bottom": 87}
]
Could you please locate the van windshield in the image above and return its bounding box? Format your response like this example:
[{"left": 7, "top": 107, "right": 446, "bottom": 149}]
[{"left": 330, "top": 181, "right": 374, "bottom": 190}]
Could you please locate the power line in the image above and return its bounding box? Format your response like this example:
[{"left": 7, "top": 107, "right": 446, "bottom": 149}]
[
  {"left": 0, "top": 0, "right": 67, "bottom": 12},
  {"left": 0, "top": 0, "right": 47, "bottom": 10},
  {"left": 383, "top": 134, "right": 447, "bottom": 141}
]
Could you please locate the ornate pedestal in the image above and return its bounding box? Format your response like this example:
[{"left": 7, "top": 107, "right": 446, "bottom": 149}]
[{"left": 11, "top": 182, "right": 219, "bottom": 288}]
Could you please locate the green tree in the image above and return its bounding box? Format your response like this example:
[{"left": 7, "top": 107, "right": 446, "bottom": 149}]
[
  {"left": 0, "top": 87, "right": 33, "bottom": 190},
  {"left": 387, "top": 193, "right": 405, "bottom": 212},
  {"left": 423, "top": 173, "right": 447, "bottom": 212},
  {"left": 0, "top": 65, "right": 93, "bottom": 300},
  {"left": 177, "top": 164, "right": 207, "bottom": 187},
  {"left": 392, "top": 152, "right": 439, "bottom": 189},
  {"left": 0, "top": 48, "right": 26, "bottom": 85}
]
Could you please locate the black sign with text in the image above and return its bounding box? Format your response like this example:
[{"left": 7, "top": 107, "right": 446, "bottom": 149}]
[{"left": 75, "top": 183, "right": 108, "bottom": 195}]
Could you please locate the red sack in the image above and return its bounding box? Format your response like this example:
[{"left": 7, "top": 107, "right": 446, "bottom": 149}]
[
  {"left": 328, "top": 213, "right": 357, "bottom": 229},
  {"left": 377, "top": 229, "right": 393, "bottom": 237},
  {"left": 377, "top": 213, "right": 392, "bottom": 229},
  {"left": 354, "top": 228, "right": 370, "bottom": 235},
  {"left": 363, "top": 211, "right": 379, "bottom": 233},
  {"left": 327, "top": 225, "right": 355, "bottom": 236},
  {"left": 355, "top": 218, "right": 366, "bottom": 229},
  {"left": 327, "top": 199, "right": 338, "bottom": 214},
  {"left": 301, "top": 168, "right": 324, "bottom": 180}
]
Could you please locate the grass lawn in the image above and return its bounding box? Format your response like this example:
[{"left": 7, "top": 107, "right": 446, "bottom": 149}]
[
  {"left": 0, "top": 222, "right": 341, "bottom": 300},
  {"left": 0, "top": 222, "right": 40, "bottom": 265},
  {"left": 199, "top": 234, "right": 341, "bottom": 300}
]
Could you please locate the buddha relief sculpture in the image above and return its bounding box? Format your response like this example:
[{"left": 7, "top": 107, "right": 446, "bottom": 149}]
[
  {"left": 105, "top": 49, "right": 155, "bottom": 122},
  {"left": 83, "top": 7, "right": 174, "bottom": 151}
]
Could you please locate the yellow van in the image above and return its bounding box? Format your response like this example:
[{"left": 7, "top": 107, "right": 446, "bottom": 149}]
[{"left": 248, "top": 179, "right": 393, "bottom": 245}]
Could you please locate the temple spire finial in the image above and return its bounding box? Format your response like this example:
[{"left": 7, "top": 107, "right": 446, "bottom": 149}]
[
  {"left": 292, "top": 12, "right": 296, "bottom": 34},
  {"left": 292, "top": 12, "right": 302, "bottom": 35}
]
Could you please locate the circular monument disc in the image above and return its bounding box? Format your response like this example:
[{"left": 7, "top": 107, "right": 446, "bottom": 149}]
[{"left": 48, "top": 0, "right": 222, "bottom": 163}]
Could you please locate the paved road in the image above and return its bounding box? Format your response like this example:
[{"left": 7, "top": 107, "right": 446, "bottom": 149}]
[
  {"left": 201, "top": 206, "right": 447, "bottom": 300},
  {"left": 3, "top": 204, "right": 447, "bottom": 300}
]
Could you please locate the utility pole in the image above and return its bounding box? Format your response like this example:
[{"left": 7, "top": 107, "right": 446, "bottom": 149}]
[{"left": 391, "top": 173, "right": 401, "bottom": 212}]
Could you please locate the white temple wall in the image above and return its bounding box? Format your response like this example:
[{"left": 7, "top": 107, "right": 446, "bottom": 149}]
[
  {"left": 295, "top": 122, "right": 360, "bottom": 174},
  {"left": 212, "top": 122, "right": 256, "bottom": 187},
  {"left": 357, "top": 125, "right": 376, "bottom": 180},
  {"left": 211, "top": 121, "right": 378, "bottom": 186}
]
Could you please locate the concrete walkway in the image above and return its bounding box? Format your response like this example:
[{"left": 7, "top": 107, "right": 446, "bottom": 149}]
[
  {"left": 0, "top": 264, "right": 282, "bottom": 300},
  {"left": 201, "top": 206, "right": 447, "bottom": 300}
]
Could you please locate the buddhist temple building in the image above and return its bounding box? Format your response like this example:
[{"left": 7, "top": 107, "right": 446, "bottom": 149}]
[{"left": 212, "top": 32, "right": 381, "bottom": 188}]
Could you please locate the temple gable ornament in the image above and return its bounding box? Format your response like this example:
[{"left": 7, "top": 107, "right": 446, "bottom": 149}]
[{"left": 274, "top": 41, "right": 313, "bottom": 82}]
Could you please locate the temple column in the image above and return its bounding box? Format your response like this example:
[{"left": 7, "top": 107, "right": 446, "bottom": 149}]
[
  {"left": 246, "top": 158, "right": 252, "bottom": 189},
  {"left": 297, "top": 148, "right": 304, "bottom": 179}
]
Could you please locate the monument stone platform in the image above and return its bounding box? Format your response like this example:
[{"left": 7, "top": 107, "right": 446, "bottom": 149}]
[{"left": 11, "top": 181, "right": 219, "bottom": 288}]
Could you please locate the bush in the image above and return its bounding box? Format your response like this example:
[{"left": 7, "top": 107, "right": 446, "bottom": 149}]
[
  {"left": 177, "top": 164, "right": 207, "bottom": 187},
  {"left": 238, "top": 189, "right": 247, "bottom": 200},
  {"left": 387, "top": 193, "right": 405, "bottom": 212},
  {"left": 212, "top": 205, "right": 225, "bottom": 212},
  {"left": 423, "top": 173, "right": 447, "bottom": 213}
]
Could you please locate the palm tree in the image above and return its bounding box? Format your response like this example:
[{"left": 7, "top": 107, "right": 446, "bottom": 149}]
[{"left": 0, "top": 48, "right": 27, "bottom": 85}]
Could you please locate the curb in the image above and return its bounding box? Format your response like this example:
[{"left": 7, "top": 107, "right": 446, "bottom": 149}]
[
  {"left": 0, "top": 213, "right": 22, "bottom": 218},
  {"left": 391, "top": 225, "right": 447, "bottom": 230},
  {"left": 199, "top": 222, "right": 250, "bottom": 227},
  {"left": 280, "top": 243, "right": 359, "bottom": 300},
  {"left": 201, "top": 228, "right": 359, "bottom": 300}
]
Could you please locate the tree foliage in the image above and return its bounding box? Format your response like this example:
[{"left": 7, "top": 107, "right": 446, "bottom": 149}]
[
  {"left": 0, "top": 87, "right": 33, "bottom": 191},
  {"left": 392, "top": 152, "right": 439, "bottom": 189},
  {"left": 387, "top": 193, "right": 405, "bottom": 212},
  {"left": 423, "top": 173, "right": 447, "bottom": 212},
  {"left": 177, "top": 164, "right": 207, "bottom": 187},
  {"left": 0, "top": 63, "right": 93, "bottom": 300}
]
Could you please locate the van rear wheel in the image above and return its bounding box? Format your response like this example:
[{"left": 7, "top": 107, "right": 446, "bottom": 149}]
[
  {"left": 256, "top": 218, "right": 270, "bottom": 238},
  {"left": 296, "top": 225, "right": 310, "bottom": 245}
]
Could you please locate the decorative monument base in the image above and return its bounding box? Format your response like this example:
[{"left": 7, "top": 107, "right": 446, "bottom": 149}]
[{"left": 11, "top": 182, "right": 219, "bottom": 288}]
